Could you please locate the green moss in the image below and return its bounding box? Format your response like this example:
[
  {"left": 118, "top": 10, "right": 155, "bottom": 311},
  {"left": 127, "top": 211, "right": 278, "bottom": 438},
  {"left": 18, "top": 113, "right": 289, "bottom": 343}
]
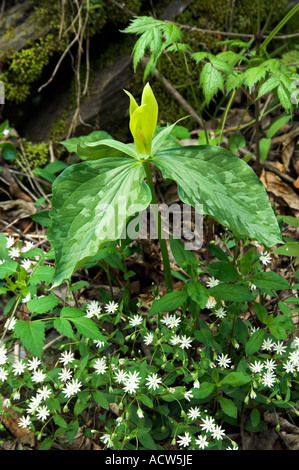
[
  {"left": 21, "top": 139, "right": 49, "bottom": 169},
  {"left": 48, "top": 115, "right": 70, "bottom": 143}
]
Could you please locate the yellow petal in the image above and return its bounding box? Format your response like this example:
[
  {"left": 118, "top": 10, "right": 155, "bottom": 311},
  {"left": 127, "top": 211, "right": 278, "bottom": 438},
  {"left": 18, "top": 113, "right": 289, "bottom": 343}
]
[{"left": 123, "top": 89, "right": 139, "bottom": 118}]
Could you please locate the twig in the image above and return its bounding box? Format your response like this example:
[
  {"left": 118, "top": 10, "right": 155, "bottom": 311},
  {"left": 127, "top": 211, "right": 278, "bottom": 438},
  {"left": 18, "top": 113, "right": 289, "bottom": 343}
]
[{"left": 166, "top": 20, "right": 299, "bottom": 40}]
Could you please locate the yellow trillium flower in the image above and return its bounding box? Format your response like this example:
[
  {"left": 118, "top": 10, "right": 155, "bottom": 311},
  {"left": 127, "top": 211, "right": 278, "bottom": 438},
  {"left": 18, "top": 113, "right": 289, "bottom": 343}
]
[{"left": 124, "top": 83, "right": 158, "bottom": 156}]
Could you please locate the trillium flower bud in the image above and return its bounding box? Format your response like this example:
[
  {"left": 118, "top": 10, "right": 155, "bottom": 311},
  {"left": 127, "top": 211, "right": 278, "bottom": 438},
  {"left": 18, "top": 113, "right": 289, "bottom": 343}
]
[{"left": 124, "top": 83, "right": 158, "bottom": 157}]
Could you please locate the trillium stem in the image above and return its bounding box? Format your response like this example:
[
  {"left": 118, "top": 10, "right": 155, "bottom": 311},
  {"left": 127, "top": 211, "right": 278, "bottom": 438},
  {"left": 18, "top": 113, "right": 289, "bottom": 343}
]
[{"left": 143, "top": 161, "right": 173, "bottom": 292}]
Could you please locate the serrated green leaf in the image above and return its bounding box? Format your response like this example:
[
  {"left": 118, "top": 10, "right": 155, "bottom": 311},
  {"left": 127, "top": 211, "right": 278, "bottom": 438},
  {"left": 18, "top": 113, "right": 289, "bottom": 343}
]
[
  {"left": 14, "top": 320, "right": 45, "bottom": 358},
  {"left": 243, "top": 66, "right": 267, "bottom": 91},
  {"left": 200, "top": 62, "right": 224, "bottom": 104},
  {"left": 27, "top": 295, "right": 60, "bottom": 314}
]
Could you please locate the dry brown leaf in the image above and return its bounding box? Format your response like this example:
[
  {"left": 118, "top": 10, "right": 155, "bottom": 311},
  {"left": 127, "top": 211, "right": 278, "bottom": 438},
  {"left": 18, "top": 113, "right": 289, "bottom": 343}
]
[
  {"left": 0, "top": 199, "right": 36, "bottom": 219},
  {"left": 260, "top": 170, "right": 299, "bottom": 215},
  {"left": 1, "top": 395, "right": 35, "bottom": 444}
]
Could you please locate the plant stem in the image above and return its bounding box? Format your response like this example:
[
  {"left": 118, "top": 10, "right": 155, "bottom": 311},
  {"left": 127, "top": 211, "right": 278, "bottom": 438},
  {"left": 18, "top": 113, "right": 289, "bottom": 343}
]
[{"left": 143, "top": 161, "right": 173, "bottom": 292}]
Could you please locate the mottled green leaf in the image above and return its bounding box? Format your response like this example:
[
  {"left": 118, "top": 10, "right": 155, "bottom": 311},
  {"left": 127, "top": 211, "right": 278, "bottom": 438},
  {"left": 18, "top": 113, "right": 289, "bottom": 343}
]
[
  {"left": 47, "top": 158, "right": 151, "bottom": 286},
  {"left": 153, "top": 146, "right": 282, "bottom": 247}
]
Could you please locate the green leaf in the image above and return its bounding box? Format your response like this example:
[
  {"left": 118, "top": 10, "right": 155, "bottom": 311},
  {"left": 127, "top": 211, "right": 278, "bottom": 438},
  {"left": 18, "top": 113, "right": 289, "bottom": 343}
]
[
  {"left": 248, "top": 271, "right": 290, "bottom": 291},
  {"left": 194, "top": 320, "right": 213, "bottom": 346},
  {"left": 138, "top": 431, "right": 157, "bottom": 450},
  {"left": 93, "top": 390, "right": 109, "bottom": 410},
  {"left": 153, "top": 146, "right": 282, "bottom": 248},
  {"left": 250, "top": 408, "right": 260, "bottom": 428},
  {"left": 218, "top": 372, "right": 251, "bottom": 387},
  {"left": 47, "top": 158, "right": 151, "bottom": 287},
  {"left": 257, "top": 76, "right": 279, "bottom": 98},
  {"left": 138, "top": 393, "right": 154, "bottom": 408},
  {"left": 150, "top": 290, "right": 188, "bottom": 314},
  {"left": 207, "top": 261, "right": 241, "bottom": 282},
  {"left": 27, "top": 295, "right": 60, "bottom": 314},
  {"left": 61, "top": 130, "right": 113, "bottom": 154},
  {"left": 277, "top": 83, "right": 293, "bottom": 112},
  {"left": 239, "top": 248, "right": 255, "bottom": 275},
  {"left": 53, "top": 316, "right": 76, "bottom": 339},
  {"left": 1, "top": 143, "right": 17, "bottom": 161},
  {"left": 0, "top": 260, "right": 18, "bottom": 279},
  {"left": 187, "top": 282, "right": 210, "bottom": 309},
  {"left": 259, "top": 137, "right": 271, "bottom": 163},
  {"left": 266, "top": 115, "right": 293, "bottom": 139},
  {"left": 200, "top": 62, "right": 224, "bottom": 105},
  {"left": 29, "top": 265, "right": 55, "bottom": 285},
  {"left": 243, "top": 66, "right": 267, "bottom": 91},
  {"left": 30, "top": 210, "right": 51, "bottom": 227},
  {"left": 14, "top": 320, "right": 45, "bottom": 358},
  {"left": 77, "top": 138, "right": 138, "bottom": 160},
  {"left": 208, "top": 283, "right": 254, "bottom": 302},
  {"left": 245, "top": 329, "right": 265, "bottom": 355},
  {"left": 192, "top": 382, "right": 215, "bottom": 398},
  {"left": 60, "top": 307, "right": 106, "bottom": 341},
  {"left": 170, "top": 236, "right": 198, "bottom": 275},
  {"left": 218, "top": 396, "right": 238, "bottom": 418}
]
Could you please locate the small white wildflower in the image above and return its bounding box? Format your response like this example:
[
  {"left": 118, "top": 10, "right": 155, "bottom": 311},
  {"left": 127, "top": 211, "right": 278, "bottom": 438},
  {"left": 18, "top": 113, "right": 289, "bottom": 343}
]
[
  {"left": 2, "top": 398, "right": 11, "bottom": 409},
  {"left": 8, "top": 247, "right": 20, "bottom": 260},
  {"left": 104, "top": 301, "right": 118, "bottom": 314},
  {"left": 36, "top": 405, "right": 50, "bottom": 421},
  {"left": 114, "top": 369, "right": 128, "bottom": 384},
  {"left": 22, "top": 293, "right": 31, "bottom": 303},
  {"left": 195, "top": 434, "right": 209, "bottom": 449},
  {"left": 31, "top": 369, "right": 46, "bottom": 383},
  {"left": 206, "top": 276, "right": 220, "bottom": 288},
  {"left": 260, "top": 251, "right": 272, "bottom": 266},
  {"left": 200, "top": 415, "right": 215, "bottom": 433},
  {"left": 143, "top": 332, "right": 154, "bottom": 345},
  {"left": 101, "top": 433, "right": 113, "bottom": 447},
  {"left": 58, "top": 367, "right": 72, "bottom": 383},
  {"left": 62, "top": 378, "right": 82, "bottom": 398},
  {"left": 93, "top": 357, "right": 107, "bottom": 375},
  {"left": 145, "top": 373, "right": 162, "bottom": 391},
  {"left": 3, "top": 128, "right": 10, "bottom": 137},
  {"left": 250, "top": 360, "right": 264, "bottom": 373},
  {"left": 193, "top": 379, "right": 200, "bottom": 389},
  {"left": 12, "top": 360, "right": 26, "bottom": 376},
  {"left": 249, "top": 282, "right": 257, "bottom": 291},
  {"left": 0, "top": 367, "right": 8, "bottom": 382},
  {"left": 170, "top": 334, "right": 181, "bottom": 345},
  {"left": 6, "top": 236, "right": 15, "bottom": 248},
  {"left": 180, "top": 335, "right": 193, "bottom": 350},
  {"left": 283, "top": 361, "right": 295, "bottom": 373},
  {"left": 27, "top": 356, "right": 41, "bottom": 371},
  {"left": 261, "top": 338, "right": 274, "bottom": 351},
  {"left": 0, "top": 345, "right": 7, "bottom": 365},
  {"left": 21, "top": 241, "right": 35, "bottom": 253},
  {"left": 177, "top": 432, "right": 192, "bottom": 448},
  {"left": 20, "top": 259, "right": 32, "bottom": 271},
  {"left": 85, "top": 300, "right": 102, "bottom": 319},
  {"left": 211, "top": 424, "right": 226, "bottom": 440},
  {"left": 128, "top": 315, "right": 143, "bottom": 327},
  {"left": 59, "top": 350, "right": 75, "bottom": 366},
  {"left": 184, "top": 390, "right": 193, "bottom": 402},
  {"left": 18, "top": 415, "right": 31, "bottom": 429},
  {"left": 36, "top": 385, "right": 52, "bottom": 400},
  {"left": 187, "top": 406, "right": 201, "bottom": 420},
  {"left": 137, "top": 408, "right": 144, "bottom": 418},
  {"left": 272, "top": 341, "right": 287, "bottom": 355},
  {"left": 205, "top": 297, "right": 217, "bottom": 309},
  {"left": 264, "top": 358, "right": 277, "bottom": 372},
  {"left": 27, "top": 395, "right": 43, "bottom": 414},
  {"left": 216, "top": 353, "right": 231, "bottom": 369},
  {"left": 261, "top": 371, "right": 276, "bottom": 387},
  {"left": 4, "top": 317, "right": 17, "bottom": 331},
  {"left": 93, "top": 339, "right": 105, "bottom": 348},
  {"left": 214, "top": 306, "right": 226, "bottom": 319}
]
